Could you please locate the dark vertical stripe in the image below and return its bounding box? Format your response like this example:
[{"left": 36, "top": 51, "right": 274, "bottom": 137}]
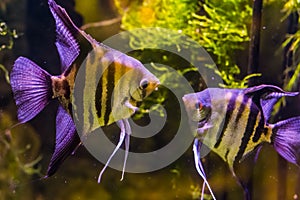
[
  {"left": 214, "top": 93, "right": 237, "bottom": 148},
  {"left": 95, "top": 76, "right": 103, "bottom": 118},
  {"left": 94, "top": 51, "right": 104, "bottom": 119},
  {"left": 225, "top": 148, "right": 230, "bottom": 161},
  {"left": 252, "top": 115, "right": 264, "bottom": 142},
  {"left": 235, "top": 103, "right": 259, "bottom": 161},
  {"left": 104, "top": 63, "right": 115, "bottom": 125},
  {"left": 234, "top": 95, "right": 248, "bottom": 128}
]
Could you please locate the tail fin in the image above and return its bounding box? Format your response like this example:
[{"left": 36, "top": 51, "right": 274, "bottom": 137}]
[
  {"left": 272, "top": 116, "right": 300, "bottom": 166},
  {"left": 10, "top": 57, "right": 52, "bottom": 123}
]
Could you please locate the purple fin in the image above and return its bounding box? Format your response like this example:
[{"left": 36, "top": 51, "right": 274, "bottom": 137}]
[
  {"left": 254, "top": 145, "right": 263, "bottom": 163},
  {"left": 10, "top": 57, "right": 52, "bottom": 123},
  {"left": 46, "top": 105, "right": 80, "bottom": 177},
  {"left": 48, "top": 0, "right": 80, "bottom": 72},
  {"left": 244, "top": 84, "right": 298, "bottom": 121},
  {"left": 273, "top": 116, "right": 300, "bottom": 166}
]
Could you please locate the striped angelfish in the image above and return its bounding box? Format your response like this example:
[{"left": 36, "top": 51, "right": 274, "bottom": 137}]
[
  {"left": 182, "top": 85, "right": 300, "bottom": 199},
  {"left": 10, "top": 0, "right": 159, "bottom": 182}
]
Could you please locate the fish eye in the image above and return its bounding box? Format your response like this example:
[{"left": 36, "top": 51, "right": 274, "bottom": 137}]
[
  {"left": 139, "top": 79, "right": 149, "bottom": 90},
  {"left": 195, "top": 102, "right": 203, "bottom": 110}
]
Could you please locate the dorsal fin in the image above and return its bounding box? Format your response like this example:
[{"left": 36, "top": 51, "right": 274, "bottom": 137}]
[
  {"left": 244, "top": 84, "right": 298, "bottom": 122},
  {"left": 49, "top": 0, "right": 100, "bottom": 73},
  {"left": 49, "top": 0, "right": 80, "bottom": 72}
]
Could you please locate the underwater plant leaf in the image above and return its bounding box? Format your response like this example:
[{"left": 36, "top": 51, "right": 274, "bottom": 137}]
[{"left": 0, "top": 64, "right": 10, "bottom": 84}]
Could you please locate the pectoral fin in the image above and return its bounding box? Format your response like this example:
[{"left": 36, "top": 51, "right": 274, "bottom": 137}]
[{"left": 124, "top": 98, "right": 138, "bottom": 112}]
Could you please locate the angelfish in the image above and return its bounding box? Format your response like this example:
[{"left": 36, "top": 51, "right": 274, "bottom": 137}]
[
  {"left": 10, "top": 0, "right": 159, "bottom": 182},
  {"left": 182, "top": 85, "right": 300, "bottom": 199}
]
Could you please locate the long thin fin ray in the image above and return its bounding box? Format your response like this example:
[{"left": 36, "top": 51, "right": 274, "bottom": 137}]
[
  {"left": 193, "top": 139, "right": 216, "bottom": 200},
  {"left": 98, "top": 120, "right": 126, "bottom": 183},
  {"left": 121, "top": 119, "right": 131, "bottom": 181}
]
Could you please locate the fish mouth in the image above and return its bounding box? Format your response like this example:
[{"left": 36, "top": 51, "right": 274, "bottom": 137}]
[
  {"left": 198, "top": 117, "right": 208, "bottom": 128},
  {"left": 197, "top": 109, "right": 211, "bottom": 128},
  {"left": 129, "top": 94, "right": 138, "bottom": 103}
]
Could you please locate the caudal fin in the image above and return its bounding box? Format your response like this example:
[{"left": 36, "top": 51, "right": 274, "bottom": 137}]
[
  {"left": 10, "top": 57, "right": 52, "bottom": 123},
  {"left": 273, "top": 116, "right": 300, "bottom": 166}
]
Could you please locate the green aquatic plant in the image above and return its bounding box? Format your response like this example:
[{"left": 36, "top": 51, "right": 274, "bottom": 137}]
[
  {"left": 187, "top": 1, "right": 251, "bottom": 75},
  {"left": 0, "top": 21, "right": 19, "bottom": 84},
  {"left": 280, "top": 0, "right": 300, "bottom": 91},
  {"left": 0, "top": 21, "right": 19, "bottom": 50},
  {"left": 0, "top": 21, "right": 41, "bottom": 199},
  {"left": 272, "top": 0, "right": 300, "bottom": 114},
  {"left": 0, "top": 112, "right": 42, "bottom": 200},
  {"left": 282, "top": 0, "right": 300, "bottom": 20},
  {"left": 114, "top": 0, "right": 255, "bottom": 88},
  {"left": 0, "top": 63, "right": 9, "bottom": 83}
]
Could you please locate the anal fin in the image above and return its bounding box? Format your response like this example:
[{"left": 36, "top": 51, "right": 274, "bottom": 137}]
[{"left": 46, "top": 105, "right": 80, "bottom": 177}]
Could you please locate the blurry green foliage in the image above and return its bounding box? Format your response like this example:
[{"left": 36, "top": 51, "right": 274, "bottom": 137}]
[
  {"left": 0, "top": 21, "right": 19, "bottom": 50},
  {"left": 0, "top": 21, "right": 41, "bottom": 199},
  {"left": 0, "top": 112, "right": 42, "bottom": 199},
  {"left": 0, "top": 63, "right": 9, "bottom": 84},
  {"left": 0, "top": 21, "right": 19, "bottom": 84},
  {"left": 282, "top": 0, "right": 300, "bottom": 91},
  {"left": 273, "top": 0, "right": 300, "bottom": 114},
  {"left": 114, "top": 0, "right": 256, "bottom": 88},
  {"left": 282, "top": 0, "right": 300, "bottom": 20},
  {"left": 187, "top": 0, "right": 252, "bottom": 80},
  {"left": 116, "top": 0, "right": 198, "bottom": 29}
]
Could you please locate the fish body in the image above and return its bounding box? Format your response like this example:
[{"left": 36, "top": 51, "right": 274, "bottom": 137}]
[
  {"left": 184, "top": 88, "right": 271, "bottom": 170},
  {"left": 183, "top": 85, "right": 300, "bottom": 198},
  {"left": 10, "top": 0, "right": 159, "bottom": 180},
  {"left": 62, "top": 45, "right": 159, "bottom": 134}
]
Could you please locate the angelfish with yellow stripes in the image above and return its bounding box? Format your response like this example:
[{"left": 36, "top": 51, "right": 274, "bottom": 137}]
[
  {"left": 182, "top": 85, "right": 300, "bottom": 199},
  {"left": 10, "top": 0, "right": 159, "bottom": 182}
]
